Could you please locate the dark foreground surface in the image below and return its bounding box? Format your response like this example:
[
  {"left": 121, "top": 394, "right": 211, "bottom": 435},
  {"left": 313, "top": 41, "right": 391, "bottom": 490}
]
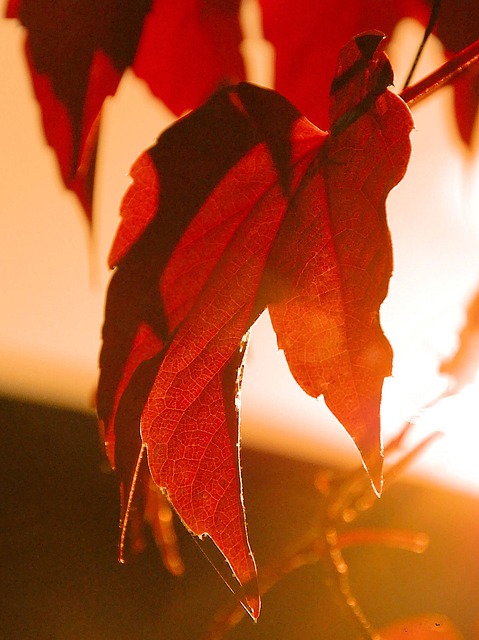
[{"left": 1, "top": 394, "right": 478, "bottom": 639}]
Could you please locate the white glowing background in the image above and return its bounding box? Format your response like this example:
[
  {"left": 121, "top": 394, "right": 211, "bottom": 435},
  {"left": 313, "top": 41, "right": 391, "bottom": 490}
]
[{"left": 1, "top": 2, "right": 479, "bottom": 493}]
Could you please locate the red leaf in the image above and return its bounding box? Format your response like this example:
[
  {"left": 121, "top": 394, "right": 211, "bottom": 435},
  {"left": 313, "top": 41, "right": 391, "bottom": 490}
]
[
  {"left": 98, "top": 34, "right": 413, "bottom": 617},
  {"left": 6, "top": 0, "right": 244, "bottom": 221}
]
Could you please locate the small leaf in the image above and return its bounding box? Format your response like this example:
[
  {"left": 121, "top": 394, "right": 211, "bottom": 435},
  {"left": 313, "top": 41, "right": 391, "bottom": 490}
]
[{"left": 98, "top": 34, "right": 413, "bottom": 616}]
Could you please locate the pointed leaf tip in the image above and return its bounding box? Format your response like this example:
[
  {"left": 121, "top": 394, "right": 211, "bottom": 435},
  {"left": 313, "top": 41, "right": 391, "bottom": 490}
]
[
  {"left": 243, "top": 591, "right": 261, "bottom": 621},
  {"left": 364, "top": 451, "right": 384, "bottom": 498}
]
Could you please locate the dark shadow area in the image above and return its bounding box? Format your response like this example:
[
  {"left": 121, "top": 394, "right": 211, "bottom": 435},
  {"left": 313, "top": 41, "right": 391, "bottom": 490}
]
[{"left": 1, "top": 394, "right": 478, "bottom": 639}]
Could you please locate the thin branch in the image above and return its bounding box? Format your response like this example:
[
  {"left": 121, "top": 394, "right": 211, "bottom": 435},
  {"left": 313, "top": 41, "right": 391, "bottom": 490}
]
[
  {"left": 324, "top": 525, "right": 381, "bottom": 640},
  {"left": 400, "top": 38, "right": 479, "bottom": 108},
  {"left": 401, "top": 0, "right": 442, "bottom": 91},
  {"left": 202, "top": 526, "right": 428, "bottom": 640},
  {"left": 339, "top": 528, "right": 429, "bottom": 554}
]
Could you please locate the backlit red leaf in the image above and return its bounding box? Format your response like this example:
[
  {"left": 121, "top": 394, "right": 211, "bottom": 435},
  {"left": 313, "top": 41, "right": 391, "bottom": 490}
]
[{"left": 98, "top": 34, "right": 413, "bottom": 616}]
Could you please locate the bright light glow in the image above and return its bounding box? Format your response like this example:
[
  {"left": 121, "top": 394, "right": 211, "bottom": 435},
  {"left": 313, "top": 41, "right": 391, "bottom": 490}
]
[{"left": 413, "top": 382, "right": 479, "bottom": 492}]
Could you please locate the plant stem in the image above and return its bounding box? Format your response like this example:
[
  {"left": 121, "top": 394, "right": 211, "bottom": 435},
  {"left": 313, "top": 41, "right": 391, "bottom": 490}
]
[
  {"left": 324, "top": 525, "right": 381, "bottom": 640},
  {"left": 400, "top": 38, "right": 479, "bottom": 107},
  {"left": 401, "top": 0, "right": 441, "bottom": 91},
  {"left": 202, "top": 527, "right": 428, "bottom": 639}
]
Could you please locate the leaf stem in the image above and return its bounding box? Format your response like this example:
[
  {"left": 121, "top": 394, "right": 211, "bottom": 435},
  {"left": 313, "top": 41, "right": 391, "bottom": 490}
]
[
  {"left": 401, "top": 0, "right": 441, "bottom": 91},
  {"left": 400, "top": 38, "right": 479, "bottom": 108}
]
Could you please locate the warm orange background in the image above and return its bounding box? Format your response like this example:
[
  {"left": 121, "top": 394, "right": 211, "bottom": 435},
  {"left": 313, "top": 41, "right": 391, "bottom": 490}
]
[{"left": 2, "top": 6, "right": 479, "bottom": 490}]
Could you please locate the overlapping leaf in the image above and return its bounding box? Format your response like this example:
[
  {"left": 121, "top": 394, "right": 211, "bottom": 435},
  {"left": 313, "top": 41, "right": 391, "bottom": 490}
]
[{"left": 98, "top": 34, "right": 414, "bottom": 616}]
